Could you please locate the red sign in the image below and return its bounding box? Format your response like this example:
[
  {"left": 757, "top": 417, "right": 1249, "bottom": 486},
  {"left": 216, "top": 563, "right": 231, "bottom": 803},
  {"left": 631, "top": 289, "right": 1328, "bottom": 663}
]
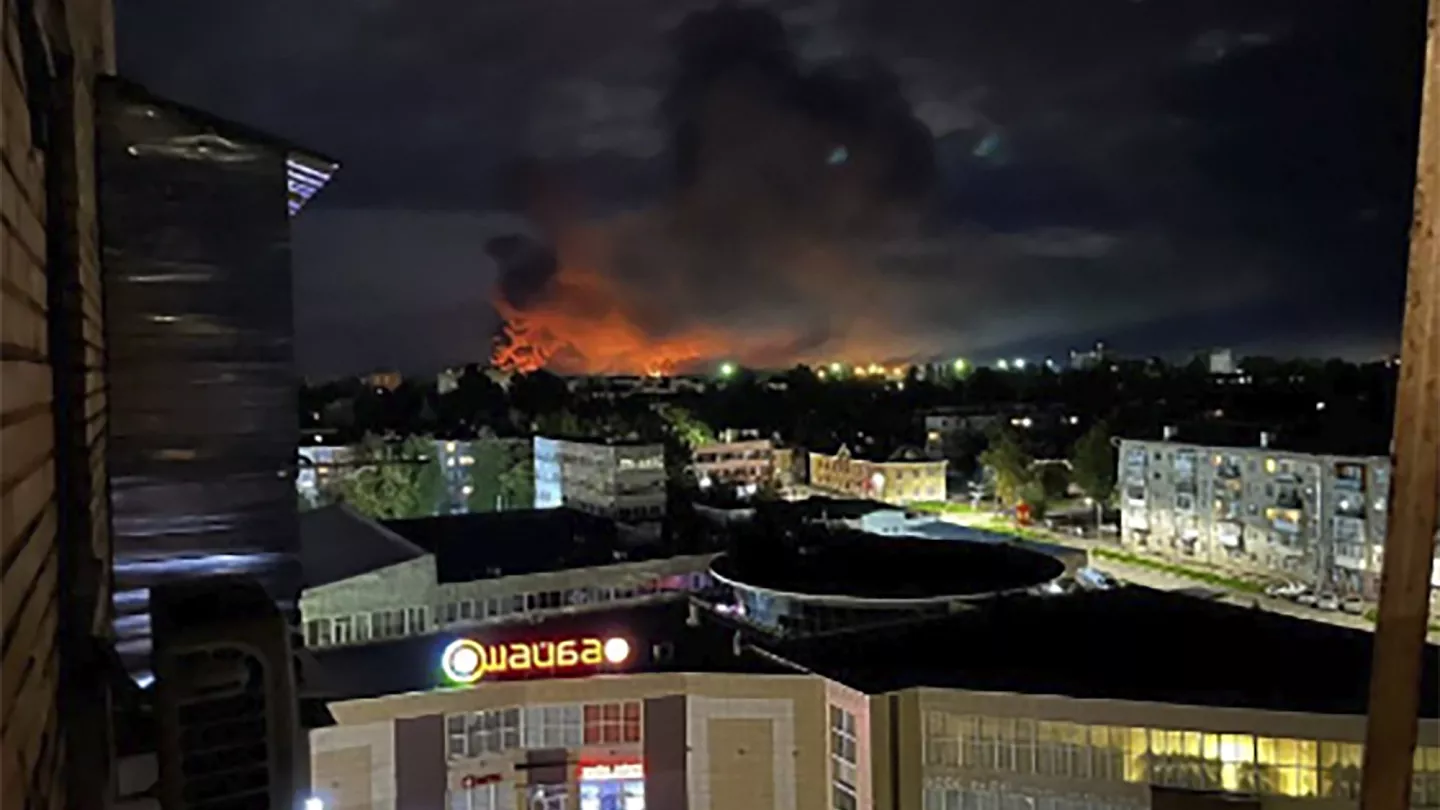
[{"left": 461, "top": 774, "right": 501, "bottom": 789}]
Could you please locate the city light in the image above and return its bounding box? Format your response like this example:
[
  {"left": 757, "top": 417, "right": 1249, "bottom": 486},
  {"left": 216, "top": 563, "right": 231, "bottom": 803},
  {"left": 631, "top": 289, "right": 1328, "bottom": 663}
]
[
  {"left": 718, "top": 362, "right": 736, "bottom": 378},
  {"left": 829, "top": 362, "right": 843, "bottom": 374},
  {"left": 997, "top": 359, "right": 1010, "bottom": 370},
  {"left": 1013, "top": 358, "right": 1027, "bottom": 370},
  {"left": 952, "top": 358, "right": 968, "bottom": 373}
]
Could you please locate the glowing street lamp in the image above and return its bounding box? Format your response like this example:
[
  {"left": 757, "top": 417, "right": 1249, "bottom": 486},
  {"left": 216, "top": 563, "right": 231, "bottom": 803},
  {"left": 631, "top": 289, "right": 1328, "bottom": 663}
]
[
  {"left": 996, "top": 359, "right": 1010, "bottom": 371},
  {"left": 952, "top": 358, "right": 968, "bottom": 373},
  {"left": 718, "top": 362, "right": 736, "bottom": 378}
]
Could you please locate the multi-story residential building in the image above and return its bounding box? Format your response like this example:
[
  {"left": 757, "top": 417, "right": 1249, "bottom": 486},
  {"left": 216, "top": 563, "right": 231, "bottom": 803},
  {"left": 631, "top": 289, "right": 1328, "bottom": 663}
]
[
  {"left": 534, "top": 437, "right": 666, "bottom": 524},
  {"left": 305, "top": 591, "right": 1440, "bottom": 810},
  {"left": 297, "top": 506, "right": 714, "bottom": 652},
  {"left": 923, "top": 409, "right": 1003, "bottom": 458},
  {"left": 692, "top": 430, "right": 775, "bottom": 493},
  {"left": 809, "top": 445, "right": 947, "bottom": 504},
  {"left": 1116, "top": 434, "right": 1420, "bottom": 598},
  {"left": 3, "top": 1, "right": 116, "bottom": 805}
]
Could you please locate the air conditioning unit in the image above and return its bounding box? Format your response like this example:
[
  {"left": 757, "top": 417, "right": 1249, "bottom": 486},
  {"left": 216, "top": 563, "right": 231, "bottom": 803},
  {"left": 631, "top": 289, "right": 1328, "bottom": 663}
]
[{"left": 150, "top": 576, "right": 306, "bottom": 810}]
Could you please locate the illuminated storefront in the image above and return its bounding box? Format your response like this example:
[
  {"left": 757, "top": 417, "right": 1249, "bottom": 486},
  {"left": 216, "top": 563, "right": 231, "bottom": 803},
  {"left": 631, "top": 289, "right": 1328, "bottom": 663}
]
[
  {"left": 578, "top": 762, "right": 646, "bottom": 810},
  {"left": 309, "top": 599, "right": 1440, "bottom": 810}
]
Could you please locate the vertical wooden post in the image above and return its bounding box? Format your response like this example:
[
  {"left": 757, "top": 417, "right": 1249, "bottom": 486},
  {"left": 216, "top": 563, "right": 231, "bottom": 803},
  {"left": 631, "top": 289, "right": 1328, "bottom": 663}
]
[{"left": 1360, "top": 0, "right": 1440, "bottom": 806}]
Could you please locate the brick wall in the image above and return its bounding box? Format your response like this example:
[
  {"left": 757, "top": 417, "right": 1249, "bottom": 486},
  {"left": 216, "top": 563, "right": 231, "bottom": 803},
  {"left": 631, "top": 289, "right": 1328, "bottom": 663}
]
[{"left": 1, "top": 1, "right": 114, "bottom": 808}]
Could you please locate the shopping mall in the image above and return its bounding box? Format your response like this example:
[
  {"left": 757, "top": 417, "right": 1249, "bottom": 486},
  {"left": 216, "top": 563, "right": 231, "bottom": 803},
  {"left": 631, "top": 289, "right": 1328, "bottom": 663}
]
[{"left": 304, "top": 536, "right": 1440, "bottom": 810}]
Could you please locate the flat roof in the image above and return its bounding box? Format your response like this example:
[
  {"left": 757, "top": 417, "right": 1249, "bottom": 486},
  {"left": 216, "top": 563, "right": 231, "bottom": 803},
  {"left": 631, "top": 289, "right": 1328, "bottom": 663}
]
[
  {"left": 711, "top": 527, "right": 1064, "bottom": 601},
  {"left": 306, "top": 590, "right": 1439, "bottom": 718},
  {"left": 301, "top": 504, "right": 427, "bottom": 588},
  {"left": 381, "top": 509, "right": 705, "bottom": 584},
  {"left": 304, "top": 599, "right": 787, "bottom": 701},
  {"left": 771, "top": 587, "right": 1440, "bottom": 717}
]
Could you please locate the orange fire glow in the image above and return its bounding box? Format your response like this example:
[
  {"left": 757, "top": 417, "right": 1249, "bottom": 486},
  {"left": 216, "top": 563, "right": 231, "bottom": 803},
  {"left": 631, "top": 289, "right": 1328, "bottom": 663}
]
[{"left": 491, "top": 245, "right": 729, "bottom": 376}]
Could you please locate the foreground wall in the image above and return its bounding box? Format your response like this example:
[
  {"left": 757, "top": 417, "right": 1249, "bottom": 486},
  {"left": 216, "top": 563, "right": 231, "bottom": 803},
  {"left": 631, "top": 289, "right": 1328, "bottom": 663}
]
[{"left": 1, "top": 1, "right": 116, "bottom": 808}]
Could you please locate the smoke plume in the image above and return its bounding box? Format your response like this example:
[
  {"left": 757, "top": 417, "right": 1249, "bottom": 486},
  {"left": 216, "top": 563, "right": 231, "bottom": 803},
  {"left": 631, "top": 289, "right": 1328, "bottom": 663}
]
[{"left": 490, "top": 4, "right": 937, "bottom": 374}]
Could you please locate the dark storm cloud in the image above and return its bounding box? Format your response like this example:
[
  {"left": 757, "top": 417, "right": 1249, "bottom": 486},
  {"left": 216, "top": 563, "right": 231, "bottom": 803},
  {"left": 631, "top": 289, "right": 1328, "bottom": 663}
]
[{"left": 117, "top": 0, "right": 1426, "bottom": 375}]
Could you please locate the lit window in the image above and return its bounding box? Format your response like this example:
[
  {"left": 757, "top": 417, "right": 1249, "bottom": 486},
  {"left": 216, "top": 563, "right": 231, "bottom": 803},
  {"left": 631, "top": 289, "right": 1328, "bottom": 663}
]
[{"left": 584, "top": 701, "right": 642, "bottom": 744}]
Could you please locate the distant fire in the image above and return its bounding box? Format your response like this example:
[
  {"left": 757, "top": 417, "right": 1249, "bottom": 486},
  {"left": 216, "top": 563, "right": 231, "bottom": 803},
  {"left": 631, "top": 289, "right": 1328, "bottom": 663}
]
[{"left": 490, "top": 236, "right": 727, "bottom": 376}]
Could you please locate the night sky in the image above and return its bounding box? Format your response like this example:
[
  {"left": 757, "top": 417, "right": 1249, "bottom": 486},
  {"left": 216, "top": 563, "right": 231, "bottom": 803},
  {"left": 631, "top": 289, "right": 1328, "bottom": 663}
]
[{"left": 117, "top": 0, "right": 1426, "bottom": 377}]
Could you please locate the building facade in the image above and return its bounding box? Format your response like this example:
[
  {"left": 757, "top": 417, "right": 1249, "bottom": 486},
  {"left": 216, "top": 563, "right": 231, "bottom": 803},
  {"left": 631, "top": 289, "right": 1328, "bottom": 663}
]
[
  {"left": 2, "top": 1, "right": 117, "bottom": 806},
  {"left": 299, "top": 553, "right": 715, "bottom": 652},
  {"left": 312, "top": 671, "right": 859, "bottom": 810},
  {"left": 809, "top": 446, "right": 947, "bottom": 504},
  {"left": 310, "top": 656, "right": 1440, "bottom": 810},
  {"left": 1115, "top": 437, "right": 1429, "bottom": 598},
  {"left": 534, "top": 437, "right": 666, "bottom": 523},
  {"left": 692, "top": 436, "right": 775, "bottom": 492}
]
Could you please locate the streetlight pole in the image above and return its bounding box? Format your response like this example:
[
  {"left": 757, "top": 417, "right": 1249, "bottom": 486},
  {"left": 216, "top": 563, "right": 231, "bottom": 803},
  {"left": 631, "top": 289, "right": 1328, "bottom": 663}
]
[{"left": 1360, "top": 0, "right": 1440, "bottom": 805}]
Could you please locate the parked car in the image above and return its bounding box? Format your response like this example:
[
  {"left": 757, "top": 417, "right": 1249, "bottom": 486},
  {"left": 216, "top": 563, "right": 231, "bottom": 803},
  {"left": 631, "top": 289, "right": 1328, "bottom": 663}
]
[
  {"left": 1295, "top": 589, "right": 1319, "bottom": 606},
  {"left": 1341, "top": 596, "right": 1367, "bottom": 615},
  {"left": 1315, "top": 593, "right": 1341, "bottom": 611},
  {"left": 1264, "top": 581, "right": 1305, "bottom": 598}
]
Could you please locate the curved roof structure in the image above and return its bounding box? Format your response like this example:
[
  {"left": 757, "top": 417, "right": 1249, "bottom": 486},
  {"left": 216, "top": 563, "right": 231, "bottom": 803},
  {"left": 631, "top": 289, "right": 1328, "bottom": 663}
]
[{"left": 710, "top": 530, "right": 1065, "bottom": 606}]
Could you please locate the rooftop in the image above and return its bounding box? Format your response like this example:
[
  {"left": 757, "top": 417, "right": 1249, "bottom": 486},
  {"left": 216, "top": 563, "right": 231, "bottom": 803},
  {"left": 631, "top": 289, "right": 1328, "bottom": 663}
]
[
  {"left": 303, "top": 599, "right": 786, "bottom": 701},
  {"left": 300, "top": 504, "right": 426, "bottom": 588},
  {"left": 381, "top": 509, "right": 704, "bottom": 584},
  {"left": 773, "top": 587, "right": 1440, "bottom": 717},
  {"left": 100, "top": 76, "right": 339, "bottom": 216},
  {"left": 1122, "top": 423, "right": 1389, "bottom": 460},
  {"left": 307, "top": 590, "right": 1440, "bottom": 718},
  {"left": 710, "top": 529, "right": 1064, "bottom": 601}
]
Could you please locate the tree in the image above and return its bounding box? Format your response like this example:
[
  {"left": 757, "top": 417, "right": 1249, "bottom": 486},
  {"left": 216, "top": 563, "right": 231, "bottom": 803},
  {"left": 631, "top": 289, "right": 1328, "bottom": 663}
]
[
  {"left": 466, "top": 439, "right": 534, "bottom": 512},
  {"left": 657, "top": 405, "right": 715, "bottom": 449},
  {"left": 1018, "top": 479, "right": 1050, "bottom": 520},
  {"left": 335, "top": 435, "right": 445, "bottom": 519},
  {"left": 1070, "top": 421, "right": 1117, "bottom": 506},
  {"left": 978, "top": 426, "right": 1032, "bottom": 507}
]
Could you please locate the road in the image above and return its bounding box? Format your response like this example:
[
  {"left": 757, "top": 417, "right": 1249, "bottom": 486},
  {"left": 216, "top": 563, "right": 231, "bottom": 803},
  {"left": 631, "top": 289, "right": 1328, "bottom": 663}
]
[
  {"left": 928, "top": 510, "right": 1440, "bottom": 644},
  {"left": 1081, "top": 540, "right": 1440, "bottom": 645}
]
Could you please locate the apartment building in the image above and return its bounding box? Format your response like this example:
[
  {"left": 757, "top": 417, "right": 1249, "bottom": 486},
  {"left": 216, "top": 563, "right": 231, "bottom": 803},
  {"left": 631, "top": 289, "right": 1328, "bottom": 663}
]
[
  {"left": 1115, "top": 434, "right": 1416, "bottom": 598},
  {"left": 305, "top": 594, "right": 1440, "bottom": 810},
  {"left": 692, "top": 431, "right": 775, "bottom": 492},
  {"left": 298, "top": 506, "right": 713, "bottom": 652},
  {"left": 534, "top": 437, "right": 667, "bottom": 523},
  {"left": 2, "top": 1, "right": 116, "bottom": 806},
  {"left": 809, "top": 445, "right": 947, "bottom": 504}
]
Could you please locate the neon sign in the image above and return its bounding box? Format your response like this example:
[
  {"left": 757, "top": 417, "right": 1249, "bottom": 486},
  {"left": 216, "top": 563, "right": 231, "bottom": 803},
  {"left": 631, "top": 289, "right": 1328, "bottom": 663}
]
[
  {"left": 578, "top": 762, "right": 645, "bottom": 781},
  {"left": 442, "top": 636, "right": 633, "bottom": 684}
]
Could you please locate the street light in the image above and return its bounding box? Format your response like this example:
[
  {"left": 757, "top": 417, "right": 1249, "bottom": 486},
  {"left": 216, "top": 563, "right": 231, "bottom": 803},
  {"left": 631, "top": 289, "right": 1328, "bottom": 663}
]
[{"left": 718, "top": 362, "right": 736, "bottom": 378}]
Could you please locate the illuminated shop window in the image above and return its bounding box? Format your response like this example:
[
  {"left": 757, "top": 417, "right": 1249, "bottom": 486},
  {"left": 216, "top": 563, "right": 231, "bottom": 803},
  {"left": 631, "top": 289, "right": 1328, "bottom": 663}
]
[
  {"left": 578, "top": 764, "right": 644, "bottom": 810},
  {"left": 919, "top": 710, "right": 1396, "bottom": 801},
  {"left": 584, "top": 702, "right": 642, "bottom": 745}
]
